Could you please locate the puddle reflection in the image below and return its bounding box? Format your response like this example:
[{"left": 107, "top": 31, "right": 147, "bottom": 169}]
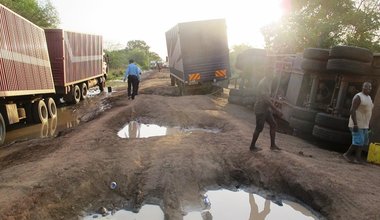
[
  {"left": 83, "top": 190, "right": 319, "bottom": 220},
  {"left": 3, "top": 107, "right": 80, "bottom": 145},
  {"left": 117, "top": 121, "right": 220, "bottom": 139},
  {"left": 183, "top": 190, "right": 318, "bottom": 220}
]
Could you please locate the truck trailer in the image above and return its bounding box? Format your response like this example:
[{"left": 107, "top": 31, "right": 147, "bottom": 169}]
[
  {"left": 165, "top": 19, "right": 231, "bottom": 95},
  {"left": 0, "top": 4, "right": 106, "bottom": 144}
]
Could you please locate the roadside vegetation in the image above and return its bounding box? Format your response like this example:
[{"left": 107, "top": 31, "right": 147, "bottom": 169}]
[{"left": 262, "top": 0, "right": 380, "bottom": 53}]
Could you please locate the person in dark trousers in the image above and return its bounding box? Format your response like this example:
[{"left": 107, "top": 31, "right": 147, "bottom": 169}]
[
  {"left": 343, "top": 82, "right": 373, "bottom": 164},
  {"left": 123, "top": 59, "right": 141, "bottom": 100},
  {"left": 156, "top": 61, "right": 161, "bottom": 72},
  {"left": 249, "top": 64, "right": 282, "bottom": 152}
]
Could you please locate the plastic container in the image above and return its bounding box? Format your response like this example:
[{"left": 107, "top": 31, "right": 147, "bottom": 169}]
[{"left": 367, "top": 143, "right": 380, "bottom": 164}]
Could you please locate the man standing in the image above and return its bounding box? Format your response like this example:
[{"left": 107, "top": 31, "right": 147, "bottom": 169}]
[
  {"left": 249, "top": 67, "right": 282, "bottom": 152},
  {"left": 124, "top": 59, "right": 141, "bottom": 100},
  {"left": 343, "top": 82, "right": 373, "bottom": 163}
]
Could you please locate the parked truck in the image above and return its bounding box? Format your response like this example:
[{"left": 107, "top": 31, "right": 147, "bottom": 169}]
[
  {"left": 0, "top": 4, "right": 106, "bottom": 144},
  {"left": 165, "top": 19, "right": 231, "bottom": 95}
]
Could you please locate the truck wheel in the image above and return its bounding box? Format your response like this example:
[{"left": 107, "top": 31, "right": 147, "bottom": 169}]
[
  {"left": 81, "top": 83, "right": 88, "bottom": 100},
  {"left": 301, "top": 59, "right": 327, "bottom": 73},
  {"left": 291, "top": 106, "right": 318, "bottom": 122},
  {"left": 289, "top": 117, "right": 314, "bottom": 134},
  {"left": 303, "top": 48, "right": 330, "bottom": 61},
  {"left": 314, "top": 113, "right": 349, "bottom": 131},
  {"left": 312, "top": 125, "right": 351, "bottom": 144},
  {"left": 33, "top": 99, "right": 48, "bottom": 123},
  {"left": 329, "top": 46, "right": 373, "bottom": 63},
  {"left": 0, "top": 113, "right": 5, "bottom": 145},
  {"left": 45, "top": 98, "right": 57, "bottom": 118},
  {"left": 73, "top": 85, "right": 81, "bottom": 104},
  {"left": 327, "top": 59, "right": 372, "bottom": 75}
]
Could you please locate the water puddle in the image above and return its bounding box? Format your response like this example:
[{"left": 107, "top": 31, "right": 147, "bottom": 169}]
[
  {"left": 183, "top": 189, "right": 319, "bottom": 220},
  {"left": 2, "top": 107, "right": 80, "bottom": 145},
  {"left": 117, "top": 121, "right": 220, "bottom": 138},
  {"left": 83, "top": 189, "right": 319, "bottom": 220}
]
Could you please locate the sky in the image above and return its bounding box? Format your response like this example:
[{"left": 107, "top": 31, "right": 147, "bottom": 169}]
[{"left": 49, "top": 0, "right": 285, "bottom": 59}]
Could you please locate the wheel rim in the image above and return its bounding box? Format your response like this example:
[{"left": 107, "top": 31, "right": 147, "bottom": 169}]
[
  {"left": 47, "top": 98, "right": 57, "bottom": 118},
  {"left": 82, "top": 83, "right": 88, "bottom": 99},
  {"left": 74, "top": 85, "right": 81, "bottom": 103},
  {"left": 40, "top": 102, "right": 48, "bottom": 122}
]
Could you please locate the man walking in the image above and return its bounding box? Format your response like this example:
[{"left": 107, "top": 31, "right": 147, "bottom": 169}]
[
  {"left": 249, "top": 64, "right": 282, "bottom": 152},
  {"left": 343, "top": 82, "right": 373, "bottom": 163},
  {"left": 124, "top": 59, "right": 141, "bottom": 100}
]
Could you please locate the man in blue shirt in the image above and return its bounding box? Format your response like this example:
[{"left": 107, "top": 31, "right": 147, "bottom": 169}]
[{"left": 123, "top": 59, "right": 141, "bottom": 100}]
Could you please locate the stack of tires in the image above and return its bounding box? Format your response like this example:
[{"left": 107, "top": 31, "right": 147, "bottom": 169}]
[
  {"left": 326, "top": 46, "right": 373, "bottom": 75},
  {"left": 228, "top": 88, "right": 256, "bottom": 107},
  {"left": 373, "top": 54, "right": 380, "bottom": 75},
  {"left": 311, "top": 46, "right": 374, "bottom": 145},
  {"left": 301, "top": 48, "right": 330, "bottom": 73},
  {"left": 313, "top": 113, "right": 351, "bottom": 145}
]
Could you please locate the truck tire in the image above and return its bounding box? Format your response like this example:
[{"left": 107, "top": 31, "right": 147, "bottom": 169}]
[
  {"left": 289, "top": 117, "right": 314, "bottom": 134},
  {"left": 73, "top": 85, "right": 81, "bottom": 104},
  {"left": 314, "top": 113, "right": 349, "bottom": 131},
  {"left": 329, "top": 46, "right": 373, "bottom": 63},
  {"left": 228, "top": 95, "right": 243, "bottom": 105},
  {"left": 0, "top": 113, "right": 5, "bottom": 145},
  {"left": 301, "top": 59, "right": 327, "bottom": 73},
  {"left": 312, "top": 125, "right": 351, "bottom": 144},
  {"left": 33, "top": 99, "right": 48, "bottom": 123},
  {"left": 229, "top": 89, "right": 243, "bottom": 96},
  {"left": 303, "top": 48, "right": 330, "bottom": 61},
  {"left": 242, "top": 96, "right": 256, "bottom": 106},
  {"left": 291, "top": 106, "right": 318, "bottom": 122},
  {"left": 45, "top": 97, "right": 57, "bottom": 118},
  {"left": 327, "top": 59, "right": 372, "bottom": 75},
  {"left": 81, "top": 83, "right": 88, "bottom": 100}
]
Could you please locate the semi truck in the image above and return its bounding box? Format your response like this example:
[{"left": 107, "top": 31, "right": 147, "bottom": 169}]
[
  {"left": 165, "top": 19, "right": 231, "bottom": 95},
  {"left": 0, "top": 4, "right": 107, "bottom": 144}
]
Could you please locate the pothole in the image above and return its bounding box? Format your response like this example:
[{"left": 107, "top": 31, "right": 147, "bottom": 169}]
[
  {"left": 117, "top": 121, "right": 221, "bottom": 138},
  {"left": 83, "top": 189, "right": 320, "bottom": 220},
  {"left": 183, "top": 189, "right": 319, "bottom": 220}
]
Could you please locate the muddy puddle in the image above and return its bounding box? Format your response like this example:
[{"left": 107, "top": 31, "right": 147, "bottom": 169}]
[
  {"left": 84, "top": 189, "right": 319, "bottom": 220},
  {"left": 2, "top": 107, "right": 80, "bottom": 145},
  {"left": 117, "top": 121, "right": 221, "bottom": 138}
]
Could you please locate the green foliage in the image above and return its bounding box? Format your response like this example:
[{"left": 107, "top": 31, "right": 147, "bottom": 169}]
[
  {"left": 106, "top": 40, "right": 163, "bottom": 76},
  {"left": 0, "top": 0, "right": 59, "bottom": 28},
  {"left": 262, "top": 0, "right": 380, "bottom": 53}
]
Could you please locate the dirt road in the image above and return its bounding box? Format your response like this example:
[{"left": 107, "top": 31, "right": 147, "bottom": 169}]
[{"left": 0, "top": 69, "right": 379, "bottom": 220}]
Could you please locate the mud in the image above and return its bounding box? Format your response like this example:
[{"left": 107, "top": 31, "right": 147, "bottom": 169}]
[{"left": 0, "top": 69, "right": 380, "bottom": 220}]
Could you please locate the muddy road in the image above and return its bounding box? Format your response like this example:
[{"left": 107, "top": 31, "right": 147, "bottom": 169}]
[{"left": 0, "top": 69, "right": 380, "bottom": 220}]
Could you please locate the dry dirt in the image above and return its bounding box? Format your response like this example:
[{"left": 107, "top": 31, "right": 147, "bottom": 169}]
[{"left": 0, "top": 69, "right": 380, "bottom": 220}]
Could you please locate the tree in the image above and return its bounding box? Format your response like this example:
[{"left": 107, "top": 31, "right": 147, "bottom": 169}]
[
  {"left": 0, "top": 0, "right": 59, "bottom": 28},
  {"left": 262, "top": 0, "right": 380, "bottom": 53}
]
